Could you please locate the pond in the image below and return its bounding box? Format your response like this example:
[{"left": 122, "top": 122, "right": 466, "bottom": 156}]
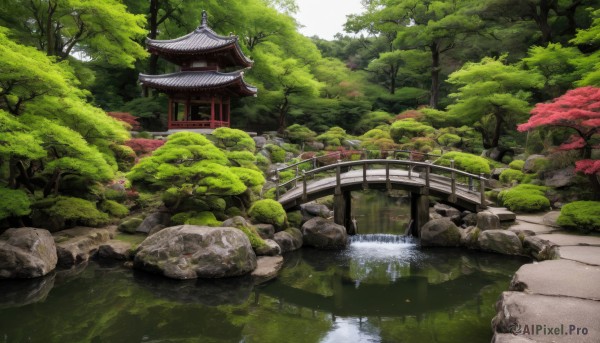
[{"left": 0, "top": 191, "right": 528, "bottom": 343}]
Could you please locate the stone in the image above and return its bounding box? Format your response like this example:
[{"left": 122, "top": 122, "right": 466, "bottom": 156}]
[
  {"left": 118, "top": 217, "right": 143, "bottom": 234},
  {"left": 97, "top": 240, "right": 132, "bottom": 261},
  {"left": 508, "top": 221, "right": 559, "bottom": 236},
  {"left": 523, "top": 154, "right": 545, "bottom": 173},
  {"left": 556, "top": 246, "right": 600, "bottom": 266},
  {"left": 522, "top": 236, "right": 557, "bottom": 261},
  {"left": 301, "top": 217, "right": 348, "bottom": 250},
  {"left": 136, "top": 212, "right": 170, "bottom": 234},
  {"left": 0, "top": 273, "right": 55, "bottom": 309},
  {"left": 419, "top": 218, "right": 461, "bottom": 247},
  {"left": 254, "top": 239, "right": 281, "bottom": 256},
  {"left": 492, "top": 168, "right": 509, "bottom": 180},
  {"left": 253, "top": 136, "right": 267, "bottom": 149},
  {"left": 462, "top": 213, "right": 478, "bottom": 227},
  {"left": 273, "top": 228, "right": 303, "bottom": 253},
  {"left": 300, "top": 203, "right": 331, "bottom": 218},
  {"left": 488, "top": 207, "right": 517, "bottom": 222},
  {"left": 510, "top": 260, "right": 600, "bottom": 300},
  {"left": 543, "top": 166, "right": 577, "bottom": 188},
  {"left": 477, "top": 212, "right": 500, "bottom": 231},
  {"left": 148, "top": 225, "right": 166, "bottom": 236},
  {"left": 306, "top": 141, "right": 325, "bottom": 150},
  {"left": 134, "top": 225, "right": 257, "bottom": 280},
  {"left": 534, "top": 233, "right": 600, "bottom": 247},
  {"left": 0, "top": 228, "right": 58, "bottom": 279},
  {"left": 251, "top": 256, "right": 284, "bottom": 283},
  {"left": 254, "top": 224, "right": 275, "bottom": 239},
  {"left": 492, "top": 333, "right": 537, "bottom": 343},
  {"left": 53, "top": 226, "right": 115, "bottom": 267},
  {"left": 459, "top": 226, "right": 480, "bottom": 248},
  {"left": 222, "top": 216, "right": 250, "bottom": 229},
  {"left": 433, "top": 203, "right": 461, "bottom": 217},
  {"left": 478, "top": 230, "right": 523, "bottom": 255},
  {"left": 492, "top": 292, "right": 600, "bottom": 343}
]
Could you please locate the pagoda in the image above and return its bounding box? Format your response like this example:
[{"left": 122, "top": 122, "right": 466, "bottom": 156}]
[{"left": 139, "top": 11, "right": 257, "bottom": 130}]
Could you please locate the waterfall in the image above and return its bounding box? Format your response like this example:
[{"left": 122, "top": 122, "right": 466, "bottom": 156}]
[{"left": 349, "top": 234, "right": 418, "bottom": 245}]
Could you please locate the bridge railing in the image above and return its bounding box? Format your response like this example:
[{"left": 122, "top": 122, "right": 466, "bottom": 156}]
[{"left": 275, "top": 156, "right": 487, "bottom": 206}]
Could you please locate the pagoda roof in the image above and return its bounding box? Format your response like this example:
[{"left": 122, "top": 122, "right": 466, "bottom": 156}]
[
  {"left": 139, "top": 70, "right": 257, "bottom": 96},
  {"left": 146, "top": 11, "right": 253, "bottom": 68}
]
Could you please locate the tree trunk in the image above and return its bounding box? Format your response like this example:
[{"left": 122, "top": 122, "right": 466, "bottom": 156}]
[
  {"left": 277, "top": 96, "right": 290, "bottom": 134},
  {"left": 491, "top": 113, "right": 504, "bottom": 149},
  {"left": 429, "top": 44, "right": 440, "bottom": 109},
  {"left": 529, "top": 0, "right": 554, "bottom": 44},
  {"left": 147, "top": 0, "right": 159, "bottom": 78},
  {"left": 43, "top": 169, "right": 61, "bottom": 198}
]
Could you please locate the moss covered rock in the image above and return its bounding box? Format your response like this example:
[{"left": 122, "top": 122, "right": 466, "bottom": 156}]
[
  {"left": 509, "top": 160, "right": 525, "bottom": 170},
  {"left": 32, "top": 196, "right": 109, "bottom": 231},
  {"left": 478, "top": 230, "right": 522, "bottom": 255},
  {"left": 249, "top": 199, "right": 287, "bottom": 229},
  {"left": 500, "top": 169, "right": 524, "bottom": 184},
  {"left": 435, "top": 151, "right": 492, "bottom": 175},
  {"left": 171, "top": 211, "right": 222, "bottom": 227},
  {"left": 557, "top": 201, "right": 600, "bottom": 233},
  {"left": 498, "top": 184, "right": 550, "bottom": 213},
  {"left": 273, "top": 227, "right": 303, "bottom": 253},
  {"left": 99, "top": 200, "right": 129, "bottom": 218},
  {"left": 118, "top": 217, "right": 143, "bottom": 233},
  {"left": 420, "top": 218, "right": 461, "bottom": 247}
]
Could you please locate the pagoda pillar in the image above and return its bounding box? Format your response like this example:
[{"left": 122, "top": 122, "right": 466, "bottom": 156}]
[{"left": 210, "top": 97, "right": 215, "bottom": 128}]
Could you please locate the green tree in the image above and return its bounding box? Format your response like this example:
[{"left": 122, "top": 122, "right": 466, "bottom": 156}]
[{"left": 444, "top": 56, "right": 544, "bottom": 149}]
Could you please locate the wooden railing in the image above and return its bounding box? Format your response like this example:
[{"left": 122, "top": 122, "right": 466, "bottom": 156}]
[
  {"left": 169, "top": 120, "right": 229, "bottom": 129},
  {"left": 274, "top": 151, "right": 487, "bottom": 206}
]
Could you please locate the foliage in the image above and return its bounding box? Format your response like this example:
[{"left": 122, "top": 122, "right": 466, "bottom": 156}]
[
  {"left": 576, "top": 160, "right": 600, "bottom": 175},
  {"left": 107, "top": 112, "right": 141, "bottom": 131},
  {"left": 248, "top": 199, "right": 287, "bottom": 229},
  {"left": 0, "top": 187, "right": 31, "bottom": 220},
  {"left": 436, "top": 133, "right": 461, "bottom": 148},
  {"left": 498, "top": 184, "right": 550, "bottom": 213},
  {"left": 212, "top": 128, "right": 256, "bottom": 153},
  {"left": 509, "top": 160, "right": 525, "bottom": 170},
  {"left": 316, "top": 127, "right": 349, "bottom": 147},
  {"left": 359, "top": 128, "right": 397, "bottom": 151},
  {"left": 99, "top": 200, "right": 129, "bottom": 218},
  {"left": 390, "top": 118, "right": 435, "bottom": 144},
  {"left": 285, "top": 124, "right": 317, "bottom": 143},
  {"left": 124, "top": 139, "right": 165, "bottom": 156},
  {"left": 33, "top": 196, "right": 109, "bottom": 228},
  {"left": 354, "top": 111, "right": 394, "bottom": 134},
  {"left": 557, "top": 201, "right": 600, "bottom": 232},
  {"left": 518, "top": 87, "right": 600, "bottom": 159},
  {"left": 500, "top": 169, "right": 524, "bottom": 184},
  {"left": 171, "top": 211, "right": 222, "bottom": 227},
  {"left": 435, "top": 152, "right": 492, "bottom": 175},
  {"left": 264, "top": 144, "right": 286, "bottom": 163}
]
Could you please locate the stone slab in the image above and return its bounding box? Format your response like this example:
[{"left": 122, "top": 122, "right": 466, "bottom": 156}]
[
  {"left": 535, "top": 233, "right": 600, "bottom": 247},
  {"left": 488, "top": 207, "right": 517, "bottom": 222},
  {"left": 510, "top": 260, "right": 600, "bottom": 300},
  {"left": 515, "top": 212, "right": 560, "bottom": 227},
  {"left": 53, "top": 226, "right": 116, "bottom": 267},
  {"left": 493, "top": 292, "right": 600, "bottom": 343},
  {"left": 251, "top": 256, "right": 283, "bottom": 283},
  {"left": 508, "top": 221, "right": 560, "bottom": 236},
  {"left": 557, "top": 246, "right": 600, "bottom": 266}
]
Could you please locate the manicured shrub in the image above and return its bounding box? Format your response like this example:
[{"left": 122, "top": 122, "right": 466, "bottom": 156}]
[
  {"left": 316, "top": 127, "right": 348, "bottom": 147},
  {"left": 437, "top": 133, "right": 461, "bottom": 148},
  {"left": 435, "top": 151, "right": 492, "bottom": 174},
  {"left": 264, "top": 144, "right": 286, "bottom": 163},
  {"left": 498, "top": 184, "right": 550, "bottom": 212},
  {"left": 285, "top": 124, "right": 317, "bottom": 143},
  {"left": 124, "top": 138, "right": 165, "bottom": 156},
  {"left": 255, "top": 153, "right": 270, "bottom": 168},
  {"left": 557, "top": 201, "right": 600, "bottom": 233},
  {"left": 171, "top": 211, "right": 222, "bottom": 227},
  {"left": 354, "top": 111, "right": 394, "bottom": 134},
  {"left": 500, "top": 169, "right": 524, "bottom": 183},
  {"left": 509, "top": 160, "right": 525, "bottom": 170},
  {"left": 33, "top": 196, "right": 109, "bottom": 228},
  {"left": 248, "top": 199, "right": 287, "bottom": 229},
  {"left": 212, "top": 127, "right": 256, "bottom": 152},
  {"left": 99, "top": 200, "right": 129, "bottom": 218},
  {"left": 390, "top": 118, "right": 435, "bottom": 143}
]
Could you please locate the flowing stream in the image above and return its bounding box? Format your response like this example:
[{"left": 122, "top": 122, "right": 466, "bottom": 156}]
[{"left": 0, "top": 190, "right": 528, "bottom": 342}]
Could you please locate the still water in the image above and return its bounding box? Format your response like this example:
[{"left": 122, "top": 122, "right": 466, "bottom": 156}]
[{"left": 0, "top": 191, "right": 528, "bottom": 343}]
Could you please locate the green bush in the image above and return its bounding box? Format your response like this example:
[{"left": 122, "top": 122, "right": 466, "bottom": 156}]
[
  {"left": 171, "top": 211, "right": 222, "bottom": 227},
  {"left": 557, "top": 201, "right": 600, "bottom": 233},
  {"left": 435, "top": 151, "right": 492, "bottom": 175},
  {"left": 509, "top": 160, "right": 525, "bottom": 170},
  {"left": 437, "top": 133, "right": 461, "bottom": 148},
  {"left": 248, "top": 199, "right": 287, "bottom": 229},
  {"left": 255, "top": 153, "right": 271, "bottom": 169},
  {"left": 316, "top": 127, "right": 348, "bottom": 147},
  {"left": 390, "top": 118, "right": 435, "bottom": 143},
  {"left": 265, "top": 144, "right": 286, "bottom": 163},
  {"left": 211, "top": 127, "right": 255, "bottom": 152},
  {"left": 0, "top": 187, "right": 31, "bottom": 220},
  {"left": 521, "top": 173, "right": 539, "bottom": 184},
  {"left": 285, "top": 124, "right": 317, "bottom": 143},
  {"left": 500, "top": 169, "right": 524, "bottom": 183},
  {"left": 33, "top": 196, "right": 109, "bottom": 228},
  {"left": 498, "top": 184, "right": 550, "bottom": 212},
  {"left": 99, "top": 200, "right": 129, "bottom": 218}
]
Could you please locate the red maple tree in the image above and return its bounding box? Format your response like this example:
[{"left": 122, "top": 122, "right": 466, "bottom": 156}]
[
  {"left": 107, "top": 112, "right": 141, "bottom": 131},
  {"left": 518, "top": 86, "right": 600, "bottom": 160},
  {"left": 125, "top": 138, "right": 165, "bottom": 157}
]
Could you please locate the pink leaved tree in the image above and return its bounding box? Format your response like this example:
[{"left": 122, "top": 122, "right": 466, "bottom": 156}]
[{"left": 518, "top": 86, "right": 600, "bottom": 196}]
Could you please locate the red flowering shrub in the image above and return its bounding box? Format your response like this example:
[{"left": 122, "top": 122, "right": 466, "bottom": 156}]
[
  {"left": 108, "top": 112, "right": 141, "bottom": 131},
  {"left": 576, "top": 160, "right": 600, "bottom": 175},
  {"left": 125, "top": 138, "right": 165, "bottom": 156}
]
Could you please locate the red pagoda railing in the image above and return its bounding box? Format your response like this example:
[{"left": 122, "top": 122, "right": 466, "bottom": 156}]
[{"left": 169, "top": 120, "right": 229, "bottom": 129}]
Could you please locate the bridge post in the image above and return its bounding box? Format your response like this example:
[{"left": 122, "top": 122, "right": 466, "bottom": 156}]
[
  {"left": 333, "top": 191, "right": 353, "bottom": 234},
  {"left": 410, "top": 192, "right": 429, "bottom": 236}
]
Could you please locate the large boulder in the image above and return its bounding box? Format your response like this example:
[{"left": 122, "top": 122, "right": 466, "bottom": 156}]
[
  {"left": 477, "top": 212, "right": 500, "bottom": 231},
  {"left": 522, "top": 236, "right": 557, "bottom": 261},
  {"left": 300, "top": 203, "right": 331, "bottom": 218},
  {"left": 434, "top": 203, "right": 461, "bottom": 218},
  {"left": 118, "top": 217, "right": 143, "bottom": 234},
  {"left": 460, "top": 226, "right": 480, "bottom": 248},
  {"left": 478, "top": 230, "right": 523, "bottom": 255},
  {"left": 523, "top": 154, "right": 546, "bottom": 173},
  {"left": 0, "top": 228, "right": 58, "bottom": 279},
  {"left": 543, "top": 166, "right": 577, "bottom": 188},
  {"left": 420, "top": 218, "right": 461, "bottom": 247},
  {"left": 53, "top": 226, "right": 115, "bottom": 267},
  {"left": 251, "top": 256, "right": 284, "bottom": 283},
  {"left": 301, "top": 217, "right": 348, "bottom": 250},
  {"left": 97, "top": 240, "right": 132, "bottom": 261},
  {"left": 254, "top": 224, "right": 275, "bottom": 239},
  {"left": 273, "top": 228, "right": 303, "bottom": 253},
  {"left": 134, "top": 225, "right": 257, "bottom": 280},
  {"left": 136, "top": 212, "right": 170, "bottom": 234},
  {"left": 254, "top": 239, "right": 281, "bottom": 256}
]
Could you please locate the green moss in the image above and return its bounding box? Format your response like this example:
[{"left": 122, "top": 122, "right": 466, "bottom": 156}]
[
  {"left": 435, "top": 151, "right": 492, "bottom": 175},
  {"left": 509, "top": 160, "right": 525, "bottom": 170},
  {"left": 211, "top": 127, "right": 256, "bottom": 153},
  {"left": 248, "top": 199, "right": 287, "bottom": 229},
  {"left": 0, "top": 187, "right": 31, "bottom": 219},
  {"left": 498, "top": 184, "right": 550, "bottom": 213},
  {"left": 99, "top": 200, "right": 129, "bottom": 218},
  {"left": 225, "top": 207, "right": 243, "bottom": 217},
  {"left": 171, "top": 211, "right": 222, "bottom": 227},
  {"left": 265, "top": 144, "right": 286, "bottom": 163},
  {"left": 521, "top": 173, "right": 539, "bottom": 184},
  {"left": 34, "top": 196, "right": 109, "bottom": 228},
  {"left": 287, "top": 210, "right": 302, "bottom": 228},
  {"left": 532, "top": 157, "right": 550, "bottom": 172},
  {"left": 235, "top": 225, "right": 268, "bottom": 250},
  {"left": 255, "top": 153, "right": 270, "bottom": 168},
  {"left": 500, "top": 169, "right": 524, "bottom": 184},
  {"left": 557, "top": 201, "right": 600, "bottom": 233},
  {"left": 118, "top": 217, "right": 143, "bottom": 233}
]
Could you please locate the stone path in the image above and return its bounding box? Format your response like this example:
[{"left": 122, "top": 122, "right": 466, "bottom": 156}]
[{"left": 492, "top": 211, "right": 600, "bottom": 343}]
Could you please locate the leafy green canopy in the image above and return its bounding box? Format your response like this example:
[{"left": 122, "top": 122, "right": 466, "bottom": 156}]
[
  {"left": 390, "top": 118, "right": 435, "bottom": 144},
  {"left": 435, "top": 152, "right": 492, "bottom": 175}
]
